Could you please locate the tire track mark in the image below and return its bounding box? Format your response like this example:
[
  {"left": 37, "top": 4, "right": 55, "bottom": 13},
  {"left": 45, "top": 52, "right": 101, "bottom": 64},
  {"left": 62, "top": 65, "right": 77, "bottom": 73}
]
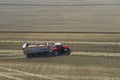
[
  {"left": 0, "top": 73, "right": 23, "bottom": 80},
  {"left": 0, "top": 67, "right": 58, "bottom": 80},
  {"left": 0, "top": 67, "right": 120, "bottom": 80},
  {"left": 0, "top": 72, "right": 23, "bottom": 76}
]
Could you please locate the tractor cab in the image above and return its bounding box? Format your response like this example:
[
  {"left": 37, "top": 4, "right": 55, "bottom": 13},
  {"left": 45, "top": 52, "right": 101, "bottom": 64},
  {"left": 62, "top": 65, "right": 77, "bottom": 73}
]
[{"left": 54, "top": 42, "right": 64, "bottom": 52}]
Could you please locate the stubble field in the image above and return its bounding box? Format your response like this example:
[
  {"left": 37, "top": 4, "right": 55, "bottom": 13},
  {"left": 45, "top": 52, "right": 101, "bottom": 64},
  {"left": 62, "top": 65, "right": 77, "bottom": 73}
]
[
  {"left": 0, "top": 0, "right": 120, "bottom": 32},
  {"left": 0, "top": 32, "right": 120, "bottom": 80},
  {"left": 0, "top": 0, "right": 120, "bottom": 80}
]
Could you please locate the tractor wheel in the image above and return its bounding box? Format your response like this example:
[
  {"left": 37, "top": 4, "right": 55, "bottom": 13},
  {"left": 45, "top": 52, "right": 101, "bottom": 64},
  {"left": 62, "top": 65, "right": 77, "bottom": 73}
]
[
  {"left": 53, "top": 51, "right": 59, "bottom": 56},
  {"left": 26, "top": 54, "right": 33, "bottom": 58},
  {"left": 64, "top": 49, "right": 71, "bottom": 56}
]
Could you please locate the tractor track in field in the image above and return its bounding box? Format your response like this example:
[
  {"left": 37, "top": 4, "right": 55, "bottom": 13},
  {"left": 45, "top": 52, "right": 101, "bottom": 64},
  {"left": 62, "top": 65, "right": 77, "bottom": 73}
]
[
  {"left": 0, "top": 66, "right": 81, "bottom": 80},
  {"left": 0, "top": 67, "right": 120, "bottom": 80},
  {"left": 0, "top": 72, "right": 23, "bottom": 80},
  {"left": 0, "top": 67, "right": 58, "bottom": 80}
]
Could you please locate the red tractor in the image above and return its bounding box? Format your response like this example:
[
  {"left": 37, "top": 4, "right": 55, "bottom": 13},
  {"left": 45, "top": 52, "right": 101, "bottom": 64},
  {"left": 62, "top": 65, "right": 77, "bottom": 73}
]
[{"left": 52, "top": 42, "right": 71, "bottom": 56}]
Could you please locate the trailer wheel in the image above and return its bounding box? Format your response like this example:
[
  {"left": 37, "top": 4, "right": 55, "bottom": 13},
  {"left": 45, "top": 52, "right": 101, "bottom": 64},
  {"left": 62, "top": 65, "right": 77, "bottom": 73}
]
[{"left": 26, "top": 54, "right": 33, "bottom": 58}]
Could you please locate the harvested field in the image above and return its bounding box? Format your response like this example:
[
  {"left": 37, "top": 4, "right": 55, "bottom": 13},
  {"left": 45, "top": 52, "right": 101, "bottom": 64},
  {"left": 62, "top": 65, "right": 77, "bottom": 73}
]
[
  {"left": 0, "top": 32, "right": 120, "bottom": 42},
  {"left": 0, "top": 0, "right": 120, "bottom": 32},
  {"left": 0, "top": 32, "right": 120, "bottom": 80},
  {"left": 0, "top": 32, "right": 120, "bottom": 53},
  {"left": 0, "top": 51, "right": 120, "bottom": 80},
  {"left": 0, "top": 0, "right": 120, "bottom": 80}
]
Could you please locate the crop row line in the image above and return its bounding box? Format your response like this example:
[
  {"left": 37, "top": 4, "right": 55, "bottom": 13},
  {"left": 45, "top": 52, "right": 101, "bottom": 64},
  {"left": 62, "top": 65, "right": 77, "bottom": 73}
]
[{"left": 0, "top": 41, "right": 120, "bottom": 45}]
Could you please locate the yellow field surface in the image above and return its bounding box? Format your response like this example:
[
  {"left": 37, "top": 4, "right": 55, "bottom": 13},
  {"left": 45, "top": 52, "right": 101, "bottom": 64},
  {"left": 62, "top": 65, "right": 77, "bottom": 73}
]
[
  {"left": 0, "top": 0, "right": 120, "bottom": 32},
  {"left": 0, "top": 32, "right": 120, "bottom": 42},
  {"left": 0, "top": 0, "right": 120, "bottom": 79},
  {"left": 0, "top": 32, "right": 120, "bottom": 80},
  {"left": 0, "top": 50, "right": 120, "bottom": 80}
]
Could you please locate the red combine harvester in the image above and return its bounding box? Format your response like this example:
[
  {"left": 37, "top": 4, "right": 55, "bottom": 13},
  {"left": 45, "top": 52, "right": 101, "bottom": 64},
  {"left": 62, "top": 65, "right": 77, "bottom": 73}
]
[{"left": 23, "top": 42, "right": 71, "bottom": 58}]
